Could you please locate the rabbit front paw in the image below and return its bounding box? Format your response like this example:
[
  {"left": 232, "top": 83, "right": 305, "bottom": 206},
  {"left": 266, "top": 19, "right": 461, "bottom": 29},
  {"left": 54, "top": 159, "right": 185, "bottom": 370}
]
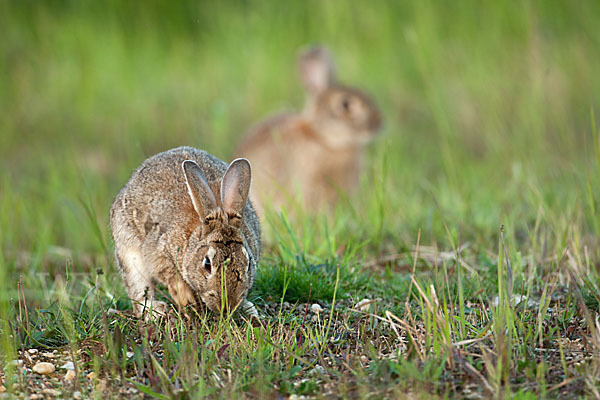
[
  {"left": 134, "top": 299, "right": 171, "bottom": 321},
  {"left": 238, "top": 299, "right": 259, "bottom": 318},
  {"left": 168, "top": 276, "right": 197, "bottom": 309}
]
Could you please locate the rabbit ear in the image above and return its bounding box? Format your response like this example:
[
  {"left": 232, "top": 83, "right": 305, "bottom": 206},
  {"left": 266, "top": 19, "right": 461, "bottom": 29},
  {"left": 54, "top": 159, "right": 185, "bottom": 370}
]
[
  {"left": 298, "top": 46, "right": 336, "bottom": 94},
  {"left": 182, "top": 160, "right": 218, "bottom": 219},
  {"left": 221, "top": 158, "right": 251, "bottom": 215}
]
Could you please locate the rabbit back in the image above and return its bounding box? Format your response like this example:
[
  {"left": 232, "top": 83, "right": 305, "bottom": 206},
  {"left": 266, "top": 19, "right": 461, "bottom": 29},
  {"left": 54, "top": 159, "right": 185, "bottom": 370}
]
[
  {"left": 112, "top": 147, "right": 258, "bottom": 254},
  {"left": 237, "top": 112, "right": 364, "bottom": 212}
]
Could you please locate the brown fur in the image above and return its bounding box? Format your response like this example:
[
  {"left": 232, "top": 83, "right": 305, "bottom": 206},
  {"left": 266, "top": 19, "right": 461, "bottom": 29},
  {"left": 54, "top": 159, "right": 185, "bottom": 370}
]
[
  {"left": 236, "top": 45, "right": 382, "bottom": 214},
  {"left": 110, "top": 147, "right": 261, "bottom": 318}
]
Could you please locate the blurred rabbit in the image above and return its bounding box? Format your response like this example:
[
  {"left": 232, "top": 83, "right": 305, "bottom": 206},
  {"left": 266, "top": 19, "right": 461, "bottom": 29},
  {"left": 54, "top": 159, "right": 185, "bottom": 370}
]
[
  {"left": 236, "top": 45, "right": 382, "bottom": 215},
  {"left": 110, "top": 146, "right": 261, "bottom": 319}
]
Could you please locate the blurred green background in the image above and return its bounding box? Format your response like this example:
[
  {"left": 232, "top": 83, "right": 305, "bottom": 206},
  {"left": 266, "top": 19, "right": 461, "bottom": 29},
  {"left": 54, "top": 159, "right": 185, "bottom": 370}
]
[{"left": 1, "top": 0, "right": 600, "bottom": 302}]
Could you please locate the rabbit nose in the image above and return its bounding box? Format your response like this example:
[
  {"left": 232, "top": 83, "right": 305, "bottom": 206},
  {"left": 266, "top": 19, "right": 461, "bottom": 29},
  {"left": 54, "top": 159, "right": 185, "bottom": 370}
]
[
  {"left": 221, "top": 296, "right": 242, "bottom": 315},
  {"left": 211, "top": 293, "right": 240, "bottom": 315}
]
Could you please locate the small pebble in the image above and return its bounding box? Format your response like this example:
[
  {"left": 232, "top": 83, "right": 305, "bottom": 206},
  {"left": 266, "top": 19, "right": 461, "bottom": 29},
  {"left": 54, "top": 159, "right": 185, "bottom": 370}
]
[
  {"left": 96, "top": 379, "right": 109, "bottom": 393},
  {"left": 126, "top": 351, "right": 134, "bottom": 359},
  {"left": 86, "top": 371, "right": 97, "bottom": 380},
  {"left": 360, "top": 355, "right": 369, "bottom": 364},
  {"left": 23, "top": 353, "right": 34, "bottom": 364},
  {"left": 289, "top": 394, "right": 308, "bottom": 400},
  {"left": 73, "top": 391, "right": 82, "bottom": 399},
  {"left": 9, "top": 360, "right": 24, "bottom": 368},
  {"left": 60, "top": 361, "right": 75, "bottom": 370},
  {"left": 30, "top": 394, "right": 43, "bottom": 400},
  {"left": 309, "top": 365, "right": 326, "bottom": 376},
  {"left": 64, "top": 370, "right": 76, "bottom": 381},
  {"left": 41, "top": 352, "right": 58, "bottom": 359},
  {"left": 32, "top": 362, "right": 55, "bottom": 375},
  {"left": 355, "top": 298, "right": 373, "bottom": 311},
  {"left": 27, "top": 349, "right": 38, "bottom": 354},
  {"left": 42, "top": 388, "right": 59, "bottom": 396},
  {"left": 311, "top": 303, "right": 323, "bottom": 313}
]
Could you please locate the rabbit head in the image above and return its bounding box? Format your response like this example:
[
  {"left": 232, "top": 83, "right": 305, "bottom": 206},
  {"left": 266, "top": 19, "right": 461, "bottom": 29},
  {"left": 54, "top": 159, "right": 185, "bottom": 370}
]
[
  {"left": 299, "top": 46, "right": 382, "bottom": 149},
  {"left": 180, "top": 158, "right": 254, "bottom": 314}
]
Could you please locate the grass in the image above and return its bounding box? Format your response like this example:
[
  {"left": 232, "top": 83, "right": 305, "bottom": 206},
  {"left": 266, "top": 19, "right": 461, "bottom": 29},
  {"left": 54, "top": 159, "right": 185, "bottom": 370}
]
[{"left": 1, "top": 0, "right": 600, "bottom": 398}]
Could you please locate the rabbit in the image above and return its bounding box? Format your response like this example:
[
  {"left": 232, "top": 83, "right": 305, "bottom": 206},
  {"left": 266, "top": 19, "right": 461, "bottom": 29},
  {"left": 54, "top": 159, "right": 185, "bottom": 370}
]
[
  {"left": 110, "top": 146, "right": 261, "bottom": 319},
  {"left": 236, "top": 45, "right": 382, "bottom": 215}
]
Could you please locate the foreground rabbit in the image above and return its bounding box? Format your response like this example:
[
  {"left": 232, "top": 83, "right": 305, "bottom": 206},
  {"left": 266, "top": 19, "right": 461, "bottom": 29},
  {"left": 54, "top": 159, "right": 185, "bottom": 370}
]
[
  {"left": 110, "top": 146, "right": 260, "bottom": 318},
  {"left": 236, "top": 45, "right": 382, "bottom": 214}
]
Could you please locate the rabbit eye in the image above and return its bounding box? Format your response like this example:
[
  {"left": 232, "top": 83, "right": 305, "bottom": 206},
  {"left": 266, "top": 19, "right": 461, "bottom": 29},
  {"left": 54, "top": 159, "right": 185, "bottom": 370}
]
[
  {"left": 341, "top": 98, "right": 351, "bottom": 111},
  {"left": 203, "top": 256, "right": 212, "bottom": 273}
]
